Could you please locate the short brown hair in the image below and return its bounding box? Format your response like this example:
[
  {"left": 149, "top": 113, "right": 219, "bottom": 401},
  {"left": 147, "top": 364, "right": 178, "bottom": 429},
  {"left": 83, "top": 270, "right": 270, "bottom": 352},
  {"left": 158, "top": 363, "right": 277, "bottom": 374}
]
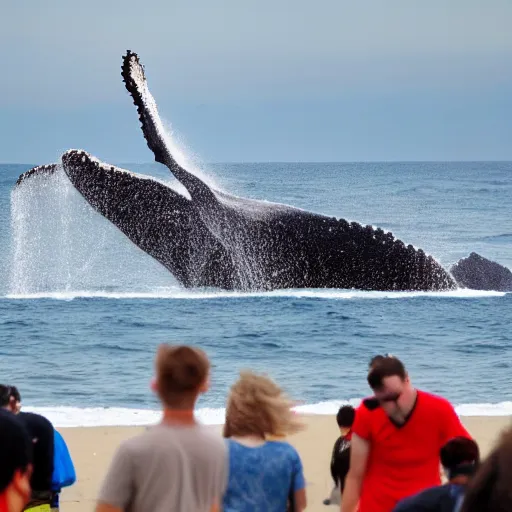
[
  {"left": 367, "top": 355, "right": 407, "bottom": 390},
  {"left": 155, "top": 344, "right": 210, "bottom": 407}
]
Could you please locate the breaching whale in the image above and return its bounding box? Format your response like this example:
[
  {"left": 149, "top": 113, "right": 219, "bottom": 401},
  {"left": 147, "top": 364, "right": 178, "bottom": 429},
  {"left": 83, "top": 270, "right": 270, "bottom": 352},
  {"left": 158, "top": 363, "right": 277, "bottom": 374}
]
[{"left": 14, "top": 51, "right": 512, "bottom": 293}]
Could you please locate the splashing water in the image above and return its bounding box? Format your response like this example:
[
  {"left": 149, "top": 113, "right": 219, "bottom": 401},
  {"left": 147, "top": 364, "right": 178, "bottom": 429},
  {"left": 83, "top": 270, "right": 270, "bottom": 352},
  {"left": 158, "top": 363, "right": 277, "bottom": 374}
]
[{"left": 9, "top": 165, "right": 177, "bottom": 295}]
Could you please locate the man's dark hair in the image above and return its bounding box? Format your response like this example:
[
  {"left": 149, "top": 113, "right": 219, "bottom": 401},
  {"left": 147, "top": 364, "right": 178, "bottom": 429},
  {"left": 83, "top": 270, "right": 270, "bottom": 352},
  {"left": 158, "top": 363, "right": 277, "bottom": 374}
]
[
  {"left": 9, "top": 386, "right": 21, "bottom": 403},
  {"left": 336, "top": 405, "right": 355, "bottom": 428},
  {"left": 0, "top": 409, "right": 32, "bottom": 493},
  {"left": 0, "top": 385, "right": 11, "bottom": 407},
  {"left": 367, "top": 356, "right": 407, "bottom": 390},
  {"left": 0, "top": 385, "right": 21, "bottom": 408},
  {"left": 440, "top": 437, "right": 480, "bottom": 470}
]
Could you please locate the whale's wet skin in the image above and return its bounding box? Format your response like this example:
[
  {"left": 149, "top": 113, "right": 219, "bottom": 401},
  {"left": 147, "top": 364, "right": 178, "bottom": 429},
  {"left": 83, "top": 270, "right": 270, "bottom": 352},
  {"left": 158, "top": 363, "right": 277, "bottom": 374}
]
[{"left": 13, "top": 51, "right": 512, "bottom": 293}]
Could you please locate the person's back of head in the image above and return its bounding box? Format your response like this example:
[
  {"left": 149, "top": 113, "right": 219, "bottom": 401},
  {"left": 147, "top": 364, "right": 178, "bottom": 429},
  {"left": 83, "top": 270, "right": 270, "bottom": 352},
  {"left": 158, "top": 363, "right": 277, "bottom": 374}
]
[
  {"left": 459, "top": 425, "right": 512, "bottom": 512},
  {"left": 440, "top": 437, "right": 480, "bottom": 483},
  {"left": 0, "top": 409, "right": 33, "bottom": 512},
  {"left": 223, "top": 370, "right": 304, "bottom": 439},
  {"left": 336, "top": 405, "right": 355, "bottom": 435},
  {"left": 17, "top": 410, "right": 55, "bottom": 495},
  {"left": 154, "top": 344, "right": 210, "bottom": 409}
]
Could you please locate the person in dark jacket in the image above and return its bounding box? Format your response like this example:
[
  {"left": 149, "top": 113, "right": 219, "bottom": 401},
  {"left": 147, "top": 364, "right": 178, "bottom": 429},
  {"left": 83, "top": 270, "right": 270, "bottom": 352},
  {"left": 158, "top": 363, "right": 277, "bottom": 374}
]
[
  {"left": 323, "top": 405, "right": 355, "bottom": 506},
  {"left": 0, "top": 385, "right": 55, "bottom": 510},
  {"left": 0, "top": 409, "right": 33, "bottom": 512},
  {"left": 392, "top": 436, "right": 480, "bottom": 512}
]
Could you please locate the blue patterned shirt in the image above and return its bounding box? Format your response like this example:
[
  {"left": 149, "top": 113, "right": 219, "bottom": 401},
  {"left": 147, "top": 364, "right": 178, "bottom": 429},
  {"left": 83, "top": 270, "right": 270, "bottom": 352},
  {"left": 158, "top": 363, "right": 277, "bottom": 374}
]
[{"left": 222, "top": 439, "right": 306, "bottom": 512}]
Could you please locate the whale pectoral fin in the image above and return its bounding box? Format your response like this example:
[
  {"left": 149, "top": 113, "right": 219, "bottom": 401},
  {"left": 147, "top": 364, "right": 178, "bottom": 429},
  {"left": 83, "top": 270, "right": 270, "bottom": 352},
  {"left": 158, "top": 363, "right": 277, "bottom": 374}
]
[
  {"left": 121, "top": 50, "right": 217, "bottom": 205},
  {"left": 19, "top": 149, "right": 232, "bottom": 289},
  {"left": 450, "top": 252, "right": 512, "bottom": 292},
  {"left": 16, "top": 163, "right": 60, "bottom": 186}
]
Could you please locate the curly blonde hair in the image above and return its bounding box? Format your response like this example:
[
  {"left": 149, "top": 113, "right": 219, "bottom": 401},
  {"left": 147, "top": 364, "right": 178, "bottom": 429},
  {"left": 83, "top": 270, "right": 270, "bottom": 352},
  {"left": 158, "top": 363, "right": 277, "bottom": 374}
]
[{"left": 223, "top": 370, "right": 305, "bottom": 438}]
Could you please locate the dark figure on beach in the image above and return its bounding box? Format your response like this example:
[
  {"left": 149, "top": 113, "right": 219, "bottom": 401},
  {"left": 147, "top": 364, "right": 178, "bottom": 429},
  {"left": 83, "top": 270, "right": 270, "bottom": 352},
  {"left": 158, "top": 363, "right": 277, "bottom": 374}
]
[{"left": 323, "top": 405, "right": 355, "bottom": 506}]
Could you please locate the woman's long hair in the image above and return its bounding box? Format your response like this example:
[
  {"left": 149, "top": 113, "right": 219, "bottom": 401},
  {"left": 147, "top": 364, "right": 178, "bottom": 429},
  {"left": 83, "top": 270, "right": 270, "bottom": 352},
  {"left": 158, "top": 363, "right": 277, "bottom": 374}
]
[{"left": 223, "top": 371, "right": 305, "bottom": 439}]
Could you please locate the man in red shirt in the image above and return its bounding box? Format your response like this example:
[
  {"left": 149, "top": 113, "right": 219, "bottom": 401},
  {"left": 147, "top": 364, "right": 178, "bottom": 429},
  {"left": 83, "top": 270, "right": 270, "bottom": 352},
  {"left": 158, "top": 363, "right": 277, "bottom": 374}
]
[{"left": 340, "top": 355, "right": 472, "bottom": 512}]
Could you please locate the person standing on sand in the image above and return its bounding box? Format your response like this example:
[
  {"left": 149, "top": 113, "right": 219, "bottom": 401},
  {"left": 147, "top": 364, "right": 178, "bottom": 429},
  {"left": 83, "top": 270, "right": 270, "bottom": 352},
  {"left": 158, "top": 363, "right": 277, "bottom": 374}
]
[
  {"left": 323, "top": 405, "right": 356, "bottom": 507},
  {"left": 341, "top": 356, "right": 473, "bottom": 512},
  {"left": 0, "top": 409, "right": 33, "bottom": 512},
  {"left": 221, "top": 371, "right": 307, "bottom": 512},
  {"left": 95, "top": 344, "right": 228, "bottom": 512}
]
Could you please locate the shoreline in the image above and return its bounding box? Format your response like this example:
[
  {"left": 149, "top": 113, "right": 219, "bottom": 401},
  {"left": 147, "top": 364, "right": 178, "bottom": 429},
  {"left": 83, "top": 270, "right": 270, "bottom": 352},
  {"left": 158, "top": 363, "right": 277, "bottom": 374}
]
[{"left": 57, "top": 414, "right": 512, "bottom": 512}]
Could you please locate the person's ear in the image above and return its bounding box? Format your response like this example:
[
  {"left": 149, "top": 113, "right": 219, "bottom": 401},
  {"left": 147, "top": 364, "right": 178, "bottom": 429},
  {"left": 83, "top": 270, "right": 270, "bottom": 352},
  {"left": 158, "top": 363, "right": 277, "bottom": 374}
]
[
  {"left": 150, "top": 377, "right": 158, "bottom": 393},
  {"left": 12, "top": 465, "right": 32, "bottom": 504},
  {"left": 198, "top": 374, "right": 210, "bottom": 394}
]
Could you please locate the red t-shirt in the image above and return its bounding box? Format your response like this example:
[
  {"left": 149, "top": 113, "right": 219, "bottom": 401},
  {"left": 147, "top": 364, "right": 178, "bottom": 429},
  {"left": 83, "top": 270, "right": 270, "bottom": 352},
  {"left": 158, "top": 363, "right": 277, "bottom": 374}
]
[{"left": 352, "top": 390, "right": 471, "bottom": 512}]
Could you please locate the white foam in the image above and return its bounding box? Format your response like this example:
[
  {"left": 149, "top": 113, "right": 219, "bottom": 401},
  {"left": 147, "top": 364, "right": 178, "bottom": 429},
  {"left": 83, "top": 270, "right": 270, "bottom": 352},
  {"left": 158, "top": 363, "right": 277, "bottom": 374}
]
[
  {"left": 3, "top": 287, "right": 506, "bottom": 301},
  {"left": 21, "top": 400, "right": 512, "bottom": 428}
]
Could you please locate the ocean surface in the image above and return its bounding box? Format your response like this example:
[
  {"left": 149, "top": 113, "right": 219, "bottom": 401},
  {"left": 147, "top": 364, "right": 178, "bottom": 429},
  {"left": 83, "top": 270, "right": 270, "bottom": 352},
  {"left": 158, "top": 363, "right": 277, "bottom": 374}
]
[{"left": 0, "top": 160, "right": 511, "bottom": 427}]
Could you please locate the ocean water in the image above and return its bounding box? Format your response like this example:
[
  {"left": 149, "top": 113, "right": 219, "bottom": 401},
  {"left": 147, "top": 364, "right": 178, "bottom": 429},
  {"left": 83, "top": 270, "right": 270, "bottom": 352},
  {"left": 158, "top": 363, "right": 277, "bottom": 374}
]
[{"left": 0, "top": 160, "right": 511, "bottom": 427}]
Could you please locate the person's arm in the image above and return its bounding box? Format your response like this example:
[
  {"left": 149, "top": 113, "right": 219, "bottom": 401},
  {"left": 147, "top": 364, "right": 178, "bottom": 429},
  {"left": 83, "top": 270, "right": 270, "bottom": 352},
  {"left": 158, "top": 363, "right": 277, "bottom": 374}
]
[
  {"left": 294, "top": 488, "right": 307, "bottom": 512},
  {"left": 340, "top": 434, "right": 370, "bottom": 512},
  {"left": 95, "top": 443, "right": 133, "bottom": 512},
  {"left": 290, "top": 447, "right": 307, "bottom": 511}
]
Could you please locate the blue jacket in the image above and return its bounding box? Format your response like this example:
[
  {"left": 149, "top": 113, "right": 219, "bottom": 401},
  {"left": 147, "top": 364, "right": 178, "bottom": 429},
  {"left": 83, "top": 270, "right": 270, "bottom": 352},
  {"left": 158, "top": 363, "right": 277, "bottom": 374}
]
[{"left": 51, "top": 429, "right": 76, "bottom": 491}]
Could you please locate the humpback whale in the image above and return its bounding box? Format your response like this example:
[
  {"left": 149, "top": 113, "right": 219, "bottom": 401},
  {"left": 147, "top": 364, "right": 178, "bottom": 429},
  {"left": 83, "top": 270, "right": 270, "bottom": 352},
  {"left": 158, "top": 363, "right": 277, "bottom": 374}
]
[{"left": 13, "top": 50, "right": 512, "bottom": 293}]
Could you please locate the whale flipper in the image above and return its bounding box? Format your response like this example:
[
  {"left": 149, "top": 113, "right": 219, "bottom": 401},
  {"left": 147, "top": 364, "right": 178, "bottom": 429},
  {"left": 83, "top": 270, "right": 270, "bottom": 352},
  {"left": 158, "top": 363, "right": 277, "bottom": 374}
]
[
  {"left": 450, "top": 252, "right": 512, "bottom": 292},
  {"left": 121, "top": 51, "right": 217, "bottom": 206},
  {"left": 16, "top": 152, "right": 237, "bottom": 289}
]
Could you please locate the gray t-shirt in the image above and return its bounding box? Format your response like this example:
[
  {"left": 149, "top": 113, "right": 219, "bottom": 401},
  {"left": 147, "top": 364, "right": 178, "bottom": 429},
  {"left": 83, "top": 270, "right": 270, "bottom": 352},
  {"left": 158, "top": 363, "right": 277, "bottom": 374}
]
[{"left": 98, "top": 423, "right": 228, "bottom": 512}]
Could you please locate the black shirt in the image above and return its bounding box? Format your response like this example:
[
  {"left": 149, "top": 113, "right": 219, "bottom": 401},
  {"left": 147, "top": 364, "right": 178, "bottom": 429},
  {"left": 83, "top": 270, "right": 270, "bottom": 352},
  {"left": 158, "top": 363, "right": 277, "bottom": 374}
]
[
  {"left": 330, "top": 434, "right": 351, "bottom": 491},
  {"left": 17, "top": 411, "right": 54, "bottom": 492}
]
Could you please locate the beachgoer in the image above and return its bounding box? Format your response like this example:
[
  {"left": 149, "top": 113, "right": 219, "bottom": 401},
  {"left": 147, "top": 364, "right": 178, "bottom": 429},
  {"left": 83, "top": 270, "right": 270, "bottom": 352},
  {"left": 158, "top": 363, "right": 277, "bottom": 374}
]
[
  {"left": 459, "top": 424, "right": 512, "bottom": 512},
  {"left": 392, "top": 436, "right": 480, "bottom": 512},
  {"left": 1, "top": 386, "right": 55, "bottom": 511},
  {"left": 222, "top": 370, "right": 307, "bottom": 512},
  {"left": 0, "top": 409, "right": 33, "bottom": 512},
  {"left": 95, "top": 344, "right": 228, "bottom": 512},
  {"left": 323, "top": 405, "right": 355, "bottom": 507},
  {"left": 341, "top": 355, "right": 472, "bottom": 512}
]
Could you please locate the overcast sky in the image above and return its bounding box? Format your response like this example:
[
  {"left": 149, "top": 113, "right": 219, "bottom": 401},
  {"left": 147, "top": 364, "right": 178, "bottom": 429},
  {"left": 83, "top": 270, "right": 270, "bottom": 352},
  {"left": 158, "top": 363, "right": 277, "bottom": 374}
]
[{"left": 1, "top": 0, "right": 511, "bottom": 163}]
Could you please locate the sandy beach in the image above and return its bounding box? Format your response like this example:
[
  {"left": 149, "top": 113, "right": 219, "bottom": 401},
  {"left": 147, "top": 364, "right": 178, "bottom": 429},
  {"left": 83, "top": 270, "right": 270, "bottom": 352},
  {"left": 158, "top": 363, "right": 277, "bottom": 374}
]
[{"left": 57, "top": 414, "right": 511, "bottom": 512}]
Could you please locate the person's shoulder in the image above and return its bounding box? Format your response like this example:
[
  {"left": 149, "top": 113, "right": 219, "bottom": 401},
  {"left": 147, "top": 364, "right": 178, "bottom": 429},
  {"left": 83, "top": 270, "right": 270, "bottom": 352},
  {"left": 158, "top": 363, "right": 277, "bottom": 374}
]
[
  {"left": 419, "top": 390, "right": 456, "bottom": 411},
  {"left": 18, "top": 411, "right": 54, "bottom": 431},
  {"left": 393, "top": 485, "right": 449, "bottom": 511},
  {"left": 265, "top": 440, "right": 300, "bottom": 457},
  {"left": 355, "top": 396, "right": 385, "bottom": 421}
]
